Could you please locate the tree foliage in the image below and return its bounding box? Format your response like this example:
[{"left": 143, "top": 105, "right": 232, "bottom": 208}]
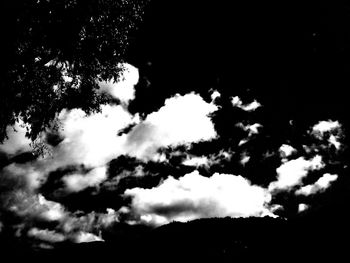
[{"left": 0, "top": 0, "right": 148, "bottom": 142}]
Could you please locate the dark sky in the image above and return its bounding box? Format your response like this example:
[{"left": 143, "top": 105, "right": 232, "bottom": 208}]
[{"left": 128, "top": 1, "right": 350, "bottom": 122}]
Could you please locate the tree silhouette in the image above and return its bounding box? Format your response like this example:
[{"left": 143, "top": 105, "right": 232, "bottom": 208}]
[{"left": 0, "top": 0, "right": 148, "bottom": 142}]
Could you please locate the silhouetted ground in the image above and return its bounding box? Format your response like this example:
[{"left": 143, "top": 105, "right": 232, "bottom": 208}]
[{"left": 1, "top": 215, "right": 348, "bottom": 262}]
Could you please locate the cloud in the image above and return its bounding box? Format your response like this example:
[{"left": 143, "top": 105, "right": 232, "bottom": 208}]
[
  {"left": 240, "top": 151, "right": 250, "bottom": 166},
  {"left": 122, "top": 170, "right": 273, "bottom": 226},
  {"left": 1, "top": 55, "right": 346, "bottom": 246},
  {"left": 1, "top": 163, "right": 44, "bottom": 191},
  {"left": 98, "top": 63, "right": 139, "bottom": 104},
  {"left": 0, "top": 105, "right": 138, "bottom": 196},
  {"left": 7, "top": 193, "right": 67, "bottom": 222},
  {"left": 181, "top": 150, "right": 234, "bottom": 169},
  {"left": 62, "top": 166, "right": 107, "bottom": 192},
  {"left": 0, "top": 120, "right": 31, "bottom": 156},
  {"left": 236, "top": 122, "right": 263, "bottom": 137},
  {"left": 73, "top": 231, "right": 104, "bottom": 243},
  {"left": 298, "top": 203, "right": 309, "bottom": 213},
  {"left": 310, "top": 120, "right": 343, "bottom": 150},
  {"left": 37, "top": 194, "right": 67, "bottom": 221},
  {"left": 27, "top": 228, "right": 104, "bottom": 245},
  {"left": 269, "top": 156, "right": 324, "bottom": 191},
  {"left": 210, "top": 89, "right": 221, "bottom": 101},
  {"left": 235, "top": 122, "right": 262, "bottom": 146},
  {"left": 231, "top": 96, "right": 261, "bottom": 111},
  {"left": 125, "top": 93, "right": 218, "bottom": 160},
  {"left": 27, "top": 228, "right": 66, "bottom": 243},
  {"left": 56, "top": 104, "right": 138, "bottom": 168},
  {"left": 295, "top": 173, "right": 338, "bottom": 196},
  {"left": 1, "top": 90, "right": 217, "bottom": 200},
  {"left": 311, "top": 120, "right": 341, "bottom": 136},
  {"left": 0, "top": 81, "right": 222, "bottom": 243},
  {"left": 182, "top": 156, "right": 210, "bottom": 167},
  {"left": 279, "top": 144, "right": 297, "bottom": 160},
  {"left": 59, "top": 209, "right": 120, "bottom": 235}
]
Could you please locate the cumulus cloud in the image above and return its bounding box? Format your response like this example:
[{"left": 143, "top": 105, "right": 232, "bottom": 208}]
[
  {"left": 98, "top": 63, "right": 139, "bottom": 104},
  {"left": 63, "top": 166, "right": 107, "bottom": 192},
  {"left": 0, "top": 105, "right": 138, "bottom": 197},
  {"left": 1, "top": 57, "right": 346, "bottom": 246},
  {"left": 210, "top": 89, "right": 221, "bottom": 101},
  {"left": 269, "top": 156, "right": 324, "bottom": 191},
  {"left": 240, "top": 151, "right": 250, "bottom": 166},
  {"left": 7, "top": 193, "right": 67, "bottom": 222},
  {"left": 0, "top": 104, "right": 138, "bottom": 245},
  {"left": 231, "top": 96, "right": 261, "bottom": 111},
  {"left": 1, "top": 162, "right": 45, "bottom": 191},
  {"left": 56, "top": 104, "right": 138, "bottom": 168},
  {"left": 28, "top": 228, "right": 104, "bottom": 245},
  {"left": 298, "top": 203, "right": 309, "bottom": 213},
  {"left": 236, "top": 122, "right": 262, "bottom": 137},
  {"left": 73, "top": 231, "right": 104, "bottom": 243},
  {"left": 311, "top": 120, "right": 341, "bottom": 136},
  {"left": 125, "top": 93, "right": 218, "bottom": 160},
  {"left": 182, "top": 156, "right": 210, "bottom": 167},
  {"left": 0, "top": 71, "right": 223, "bottom": 243},
  {"left": 122, "top": 170, "right": 273, "bottom": 226},
  {"left": 279, "top": 144, "right": 297, "bottom": 160},
  {"left": 236, "top": 122, "right": 262, "bottom": 147},
  {"left": 181, "top": 150, "right": 234, "bottom": 169},
  {"left": 295, "top": 173, "right": 338, "bottom": 196},
  {"left": 310, "top": 120, "right": 343, "bottom": 150},
  {"left": 0, "top": 120, "right": 31, "bottom": 156},
  {"left": 27, "top": 228, "right": 66, "bottom": 243}
]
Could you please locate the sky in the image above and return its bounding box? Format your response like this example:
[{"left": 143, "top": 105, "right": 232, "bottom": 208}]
[{"left": 1, "top": 0, "right": 349, "bottom": 250}]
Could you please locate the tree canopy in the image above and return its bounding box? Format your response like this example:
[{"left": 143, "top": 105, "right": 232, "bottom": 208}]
[{"left": 0, "top": 0, "right": 148, "bottom": 142}]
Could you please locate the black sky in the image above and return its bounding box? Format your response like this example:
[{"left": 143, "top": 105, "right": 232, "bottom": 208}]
[{"left": 128, "top": 1, "right": 350, "bottom": 123}]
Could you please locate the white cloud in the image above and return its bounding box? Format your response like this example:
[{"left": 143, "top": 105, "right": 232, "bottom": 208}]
[
  {"left": 236, "top": 122, "right": 262, "bottom": 136},
  {"left": 269, "top": 156, "right": 324, "bottom": 191},
  {"left": 296, "top": 173, "right": 338, "bottom": 196},
  {"left": 60, "top": 209, "right": 120, "bottom": 235},
  {"left": 236, "top": 123, "right": 262, "bottom": 147},
  {"left": 182, "top": 156, "right": 209, "bottom": 167},
  {"left": 125, "top": 93, "right": 218, "bottom": 160},
  {"left": 242, "top": 100, "right": 261, "bottom": 111},
  {"left": 240, "top": 151, "right": 250, "bottom": 166},
  {"left": 27, "top": 228, "right": 66, "bottom": 243},
  {"left": 37, "top": 194, "right": 67, "bottom": 221},
  {"left": 1, "top": 64, "right": 140, "bottom": 186},
  {"left": 231, "top": 96, "right": 261, "bottom": 111},
  {"left": 279, "top": 144, "right": 297, "bottom": 159},
  {"left": 57, "top": 104, "right": 138, "bottom": 167},
  {"left": 310, "top": 120, "right": 343, "bottom": 150},
  {"left": 63, "top": 166, "right": 108, "bottom": 192},
  {"left": 98, "top": 63, "right": 139, "bottom": 104},
  {"left": 123, "top": 170, "right": 273, "bottom": 226},
  {"left": 231, "top": 96, "right": 243, "bottom": 107},
  {"left": 0, "top": 120, "right": 31, "bottom": 155},
  {"left": 0, "top": 105, "right": 138, "bottom": 199},
  {"left": 73, "top": 231, "right": 104, "bottom": 243},
  {"left": 328, "top": 135, "right": 342, "bottom": 150},
  {"left": 210, "top": 90, "right": 221, "bottom": 101},
  {"left": 311, "top": 120, "right": 341, "bottom": 136},
  {"left": 1, "top": 163, "right": 44, "bottom": 190},
  {"left": 0, "top": 105, "right": 138, "bottom": 194},
  {"left": 298, "top": 203, "right": 309, "bottom": 213},
  {"left": 6, "top": 192, "right": 67, "bottom": 222}
]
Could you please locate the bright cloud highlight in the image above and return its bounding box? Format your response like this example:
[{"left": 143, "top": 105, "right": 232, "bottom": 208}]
[{"left": 123, "top": 170, "right": 273, "bottom": 226}]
